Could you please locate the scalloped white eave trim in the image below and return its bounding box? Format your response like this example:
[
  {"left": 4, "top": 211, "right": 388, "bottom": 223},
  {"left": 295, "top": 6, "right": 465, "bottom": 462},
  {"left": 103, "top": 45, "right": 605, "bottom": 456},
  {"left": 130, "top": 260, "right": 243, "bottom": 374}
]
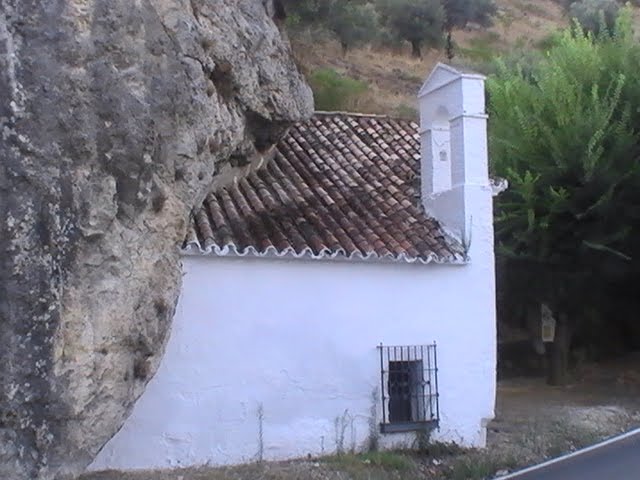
[{"left": 180, "top": 241, "right": 468, "bottom": 266}]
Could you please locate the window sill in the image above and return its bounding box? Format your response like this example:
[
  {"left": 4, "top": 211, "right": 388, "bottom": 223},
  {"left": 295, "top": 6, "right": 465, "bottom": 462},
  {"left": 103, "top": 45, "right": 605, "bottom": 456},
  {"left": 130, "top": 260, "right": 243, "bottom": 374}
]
[{"left": 379, "top": 419, "right": 439, "bottom": 434}]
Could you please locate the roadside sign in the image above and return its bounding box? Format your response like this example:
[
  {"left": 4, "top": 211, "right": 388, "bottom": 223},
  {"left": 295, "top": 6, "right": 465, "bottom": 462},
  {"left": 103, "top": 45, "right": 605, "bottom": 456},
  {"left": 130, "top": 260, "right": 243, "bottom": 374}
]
[{"left": 541, "top": 303, "right": 556, "bottom": 343}]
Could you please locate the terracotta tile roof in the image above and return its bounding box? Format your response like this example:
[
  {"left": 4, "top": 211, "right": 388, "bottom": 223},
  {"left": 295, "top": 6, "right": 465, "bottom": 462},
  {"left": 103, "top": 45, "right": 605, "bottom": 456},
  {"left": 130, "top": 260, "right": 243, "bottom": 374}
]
[{"left": 184, "top": 113, "right": 465, "bottom": 264}]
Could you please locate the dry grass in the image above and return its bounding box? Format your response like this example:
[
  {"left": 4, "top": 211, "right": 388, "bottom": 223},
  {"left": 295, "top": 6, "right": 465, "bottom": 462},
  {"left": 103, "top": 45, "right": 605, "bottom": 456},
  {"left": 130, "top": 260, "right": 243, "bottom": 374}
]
[{"left": 291, "top": 33, "right": 441, "bottom": 116}]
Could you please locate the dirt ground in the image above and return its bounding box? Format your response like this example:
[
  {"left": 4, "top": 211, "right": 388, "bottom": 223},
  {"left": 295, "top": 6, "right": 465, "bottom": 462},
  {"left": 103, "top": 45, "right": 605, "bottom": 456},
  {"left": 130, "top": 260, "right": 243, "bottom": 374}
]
[{"left": 81, "top": 355, "right": 640, "bottom": 480}]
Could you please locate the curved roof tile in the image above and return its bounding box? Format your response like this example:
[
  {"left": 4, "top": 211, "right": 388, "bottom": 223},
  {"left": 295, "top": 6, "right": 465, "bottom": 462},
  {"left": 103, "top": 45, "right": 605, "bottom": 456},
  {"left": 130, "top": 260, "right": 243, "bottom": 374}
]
[{"left": 185, "top": 113, "right": 466, "bottom": 265}]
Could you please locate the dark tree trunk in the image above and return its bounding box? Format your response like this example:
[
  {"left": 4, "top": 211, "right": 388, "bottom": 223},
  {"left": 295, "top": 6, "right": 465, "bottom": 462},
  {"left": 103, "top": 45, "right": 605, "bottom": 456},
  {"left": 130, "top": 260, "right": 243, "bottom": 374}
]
[
  {"left": 341, "top": 41, "right": 348, "bottom": 56},
  {"left": 411, "top": 40, "right": 422, "bottom": 58},
  {"left": 445, "top": 30, "right": 454, "bottom": 60},
  {"left": 547, "top": 314, "right": 572, "bottom": 386}
]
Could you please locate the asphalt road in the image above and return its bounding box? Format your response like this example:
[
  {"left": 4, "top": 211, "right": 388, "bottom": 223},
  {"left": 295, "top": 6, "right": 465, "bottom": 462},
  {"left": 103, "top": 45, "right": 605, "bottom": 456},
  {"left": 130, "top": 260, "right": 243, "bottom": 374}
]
[{"left": 498, "top": 429, "right": 640, "bottom": 480}]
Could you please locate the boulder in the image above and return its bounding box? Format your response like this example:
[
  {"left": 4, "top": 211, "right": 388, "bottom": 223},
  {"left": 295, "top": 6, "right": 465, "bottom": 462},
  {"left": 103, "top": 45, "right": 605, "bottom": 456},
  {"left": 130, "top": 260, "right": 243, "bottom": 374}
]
[{"left": 0, "top": 1, "right": 312, "bottom": 478}]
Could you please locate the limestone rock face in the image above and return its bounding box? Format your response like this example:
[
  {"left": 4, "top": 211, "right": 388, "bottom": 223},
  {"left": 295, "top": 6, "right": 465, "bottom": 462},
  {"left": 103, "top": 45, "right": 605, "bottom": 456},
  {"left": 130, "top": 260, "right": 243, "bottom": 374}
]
[{"left": 0, "top": 1, "right": 312, "bottom": 478}]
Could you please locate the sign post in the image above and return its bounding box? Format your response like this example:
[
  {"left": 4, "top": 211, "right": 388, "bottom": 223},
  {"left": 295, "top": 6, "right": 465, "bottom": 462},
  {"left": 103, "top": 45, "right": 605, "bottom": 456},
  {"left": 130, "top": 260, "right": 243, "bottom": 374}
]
[{"left": 541, "top": 303, "right": 556, "bottom": 343}]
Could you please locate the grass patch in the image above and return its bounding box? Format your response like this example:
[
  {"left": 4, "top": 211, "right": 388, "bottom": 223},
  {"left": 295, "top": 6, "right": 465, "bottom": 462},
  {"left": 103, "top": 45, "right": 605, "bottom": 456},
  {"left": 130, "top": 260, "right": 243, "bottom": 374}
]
[
  {"left": 497, "top": 10, "right": 515, "bottom": 29},
  {"left": 445, "top": 450, "right": 519, "bottom": 480},
  {"left": 544, "top": 420, "right": 602, "bottom": 458},
  {"left": 393, "top": 104, "right": 418, "bottom": 120},
  {"left": 514, "top": 35, "right": 528, "bottom": 49},
  {"left": 359, "top": 451, "right": 415, "bottom": 471},
  {"left": 419, "top": 440, "right": 466, "bottom": 458},
  {"left": 458, "top": 45, "right": 495, "bottom": 64},
  {"left": 323, "top": 451, "right": 415, "bottom": 472},
  {"left": 309, "top": 68, "right": 368, "bottom": 111}
]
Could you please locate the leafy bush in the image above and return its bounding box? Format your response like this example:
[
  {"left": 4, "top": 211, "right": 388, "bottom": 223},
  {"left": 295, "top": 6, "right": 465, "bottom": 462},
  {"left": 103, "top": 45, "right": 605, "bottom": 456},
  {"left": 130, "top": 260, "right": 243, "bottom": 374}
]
[
  {"left": 534, "top": 31, "right": 564, "bottom": 51},
  {"left": 442, "top": 0, "right": 497, "bottom": 58},
  {"left": 489, "top": 11, "right": 640, "bottom": 266},
  {"left": 309, "top": 68, "right": 369, "bottom": 111},
  {"left": 458, "top": 31, "right": 501, "bottom": 63},
  {"left": 394, "top": 104, "right": 419, "bottom": 120},
  {"left": 488, "top": 8, "right": 640, "bottom": 380},
  {"left": 282, "top": 0, "right": 379, "bottom": 53}
]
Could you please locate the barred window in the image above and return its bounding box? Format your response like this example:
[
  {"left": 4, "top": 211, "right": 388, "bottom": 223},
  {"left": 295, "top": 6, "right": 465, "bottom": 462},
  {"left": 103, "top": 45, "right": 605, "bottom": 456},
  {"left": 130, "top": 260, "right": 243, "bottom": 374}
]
[{"left": 378, "top": 343, "right": 439, "bottom": 433}]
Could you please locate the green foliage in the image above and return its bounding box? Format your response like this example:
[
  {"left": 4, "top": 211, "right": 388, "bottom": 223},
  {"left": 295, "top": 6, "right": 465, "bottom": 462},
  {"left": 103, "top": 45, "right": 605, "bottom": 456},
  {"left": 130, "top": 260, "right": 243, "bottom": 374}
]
[
  {"left": 458, "top": 31, "right": 501, "bottom": 63},
  {"left": 309, "top": 68, "right": 369, "bottom": 111},
  {"left": 394, "top": 103, "right": 419, "bottom": 119},
  {"left": 376, "top": 0, "right": 445, "bottom": 57},
  {"left": 488, "top": 8, "right": 640, "bottom": 310},
  {"left": 442, "top": 0, "right": 497, "bottom": 30},
  {"left": 323, "top": 451, "right": 415, "bottom": 472},
  {"left": 534, "top": 31, "right": 564, "bottom": 51},
  {"left": 326, "top": 2, "right": 378, "bottom": 53},
  {"left": 358, "top": 451, "right": 414, "bottom": 470},
  {"left": 282, "top": 0, "right": 378, "bottom": 52},
  {"left": 442, "top": 0, "right": 497, "bottom": 58},
  {"left": 445, "top": 450, "right": 518, "bottom": 480},
  {"left": 568, "top": 0, "right": 620, "bottom": 36},
  {"left": 281, "top": 0, "right": 330, "bottom": 28},
  {"left": 283, "top": 0, "right": 498, "bottom": 58}
]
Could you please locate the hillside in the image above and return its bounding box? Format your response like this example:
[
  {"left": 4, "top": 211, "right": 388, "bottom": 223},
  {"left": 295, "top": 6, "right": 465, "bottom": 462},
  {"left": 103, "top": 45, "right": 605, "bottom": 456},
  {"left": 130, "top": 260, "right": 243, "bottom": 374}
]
[{"left": 289, "top": 0, "right": 640, "bottom": 117}]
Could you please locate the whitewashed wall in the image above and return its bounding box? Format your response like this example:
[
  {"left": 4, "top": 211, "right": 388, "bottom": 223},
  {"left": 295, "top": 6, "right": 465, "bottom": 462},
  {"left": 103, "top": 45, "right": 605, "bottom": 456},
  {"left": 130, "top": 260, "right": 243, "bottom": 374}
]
[{"left": 91, "top": 251, "right": 497, "bottom": 471}]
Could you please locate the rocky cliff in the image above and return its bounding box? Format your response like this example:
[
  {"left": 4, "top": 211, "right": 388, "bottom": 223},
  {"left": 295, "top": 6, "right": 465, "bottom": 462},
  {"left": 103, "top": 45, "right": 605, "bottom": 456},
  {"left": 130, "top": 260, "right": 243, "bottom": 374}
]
[{"left": 0, "top": 1, "right": 312, "bottom": 478}]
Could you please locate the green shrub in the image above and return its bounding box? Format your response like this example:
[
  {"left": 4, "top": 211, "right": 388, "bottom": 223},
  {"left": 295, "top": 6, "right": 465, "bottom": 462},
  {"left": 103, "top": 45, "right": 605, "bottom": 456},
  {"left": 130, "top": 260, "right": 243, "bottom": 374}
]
[
  {"left": 359, "top": 451, "right": 414, "bottom": 470},
  {"left": 534, "top": 30, "right": 563, "bottom": 51},
  {"left": 323, "top": 451, "right": 415, "bottom": 472},
  {"left": 446, "top": 450, "right": 518, "bottom": 480},
  {"left": 442, "top": 0, "right": 498, "bottom": 58},
  {"left": 488, "top": 7, "right": 640, "bottom": 382},
  {"left": 458, "top": 32, "right": 501, "bottom": 63},
  {"left": 310, "top": 68, "right": 368, "bottom": 111},
  {"left": 394, "top": 104, "right": 419, "bottom": 120},
  {"left": 488, "top": 10, "right": 640, "bottom": 265}
]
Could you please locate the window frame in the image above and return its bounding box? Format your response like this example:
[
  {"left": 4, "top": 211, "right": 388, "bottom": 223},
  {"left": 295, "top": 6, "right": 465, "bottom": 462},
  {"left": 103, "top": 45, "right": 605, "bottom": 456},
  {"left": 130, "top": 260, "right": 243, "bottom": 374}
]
[{"left": 378, "top": 343, "right": 440, "bottom": 434}]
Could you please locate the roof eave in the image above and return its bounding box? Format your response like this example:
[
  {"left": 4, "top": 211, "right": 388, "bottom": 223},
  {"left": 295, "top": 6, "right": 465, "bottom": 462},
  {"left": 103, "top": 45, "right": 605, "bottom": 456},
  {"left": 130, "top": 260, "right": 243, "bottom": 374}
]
[{"left": 180, "top": 242, "right": 468, "bottom": 266}]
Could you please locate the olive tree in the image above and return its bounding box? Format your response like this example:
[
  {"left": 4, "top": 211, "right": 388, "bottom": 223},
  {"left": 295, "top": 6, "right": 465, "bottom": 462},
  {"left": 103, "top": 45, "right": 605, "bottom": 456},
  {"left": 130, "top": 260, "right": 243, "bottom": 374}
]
[
  {"left": 376, "top": 0, "right": 445, "bottom": 57},
  {"left": 327, "top": 2, "right": 378, "bottom": 54}
]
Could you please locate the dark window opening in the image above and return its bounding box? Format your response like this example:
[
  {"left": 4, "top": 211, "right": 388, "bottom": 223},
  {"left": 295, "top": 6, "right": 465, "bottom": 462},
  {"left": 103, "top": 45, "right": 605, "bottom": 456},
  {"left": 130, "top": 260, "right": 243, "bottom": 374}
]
[
  {"left": 388, "top": 360, "right": 424, "bottom": 423},
  {"left": 379, "top": 344, "right": 439, "bottom": 433}
]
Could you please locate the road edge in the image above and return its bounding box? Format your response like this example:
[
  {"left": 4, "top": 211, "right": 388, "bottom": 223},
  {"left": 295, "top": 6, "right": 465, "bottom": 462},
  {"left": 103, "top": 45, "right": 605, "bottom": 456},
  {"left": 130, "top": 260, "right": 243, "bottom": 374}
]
[{"left": 494, "top": 427, "right": 640, "bottom": 479}]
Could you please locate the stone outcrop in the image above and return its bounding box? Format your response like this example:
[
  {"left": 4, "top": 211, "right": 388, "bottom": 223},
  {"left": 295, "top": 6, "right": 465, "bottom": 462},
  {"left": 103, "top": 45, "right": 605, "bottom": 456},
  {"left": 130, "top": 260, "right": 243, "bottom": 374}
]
[{"left": 0, "top": 1, "right": 312, "bottom": 478}]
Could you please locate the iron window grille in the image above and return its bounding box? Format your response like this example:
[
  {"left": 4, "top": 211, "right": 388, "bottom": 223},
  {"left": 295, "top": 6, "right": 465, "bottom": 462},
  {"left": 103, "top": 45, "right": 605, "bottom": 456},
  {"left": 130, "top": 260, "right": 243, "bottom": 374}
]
[{"left": 378, "top": 343, "right": 439, "bottom": 433}]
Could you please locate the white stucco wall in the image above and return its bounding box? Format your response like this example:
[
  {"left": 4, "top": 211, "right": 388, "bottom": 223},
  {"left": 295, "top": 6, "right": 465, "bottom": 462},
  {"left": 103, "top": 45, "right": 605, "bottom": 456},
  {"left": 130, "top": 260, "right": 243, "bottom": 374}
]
[{"left": 91, "top": 251, "right": 497, "bottom": 471}]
